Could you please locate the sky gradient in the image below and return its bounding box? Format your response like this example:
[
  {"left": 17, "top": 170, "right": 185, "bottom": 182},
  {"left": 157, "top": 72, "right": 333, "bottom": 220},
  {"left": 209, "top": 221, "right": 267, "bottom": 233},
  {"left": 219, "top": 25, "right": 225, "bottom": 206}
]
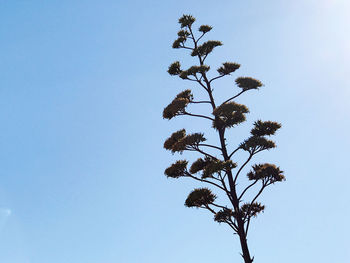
[{"left": 0, "top": 1, "right": 349, "bottom": 262}]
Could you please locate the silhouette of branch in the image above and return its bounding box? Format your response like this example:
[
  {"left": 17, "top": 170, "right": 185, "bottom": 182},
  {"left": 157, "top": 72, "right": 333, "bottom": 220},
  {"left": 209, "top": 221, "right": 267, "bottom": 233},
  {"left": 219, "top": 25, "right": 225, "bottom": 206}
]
[
  {"left": 185, "top": 77, "right": 199, "bottom": 82},
  {"left": 182, "top": 112, "right": 215, "bottom": 121},
  {"left": 190, "top": 100, "right": 211, "bottom": 104},
  {"left": 234, "top": 153, "right": 253, "bottom": 183},
  {"left": 185, "top": 172, "right": 228, "bottom": 193},
  {"left": 197, "top": 32, "right": 206, "bottom": 42},
  {"left": 211, "top": 202, "right": 229, "bottom": 210},
  {"left": 179, "top": 44, "right": 194, "bottom": 50},
  {"left": 209, "top": 75, "right": 226, "bottom": 83},
  {"left": 250, "top": 183, "right": 267, "bottom": 206},
  {"left": 228, "top": 146, "right": 241, "bottom": 159},
  {"left": 186, "top": 147, "right": 217, "bottom": 160},
  {"left": 222, "top": 90, "right": 245, "bottom": 104},
  {"left": 244, "top": 182, "right": 267, "bottom": 235},
  {"left": 245, "top": 218, "right": 252, "bottom": 236},
  {"left": 238, "top": 180, "right": 259, "bottom": 201},
  {"left": 198, "top": 143, "right": 222, "bottom": 151},
  {"left": 204, "top": 205, "right": 238, "bottom": 232},
  {"left": 219, "top": 172, "right": 234, "bottom": 204},
  {"left": 194, "top": 75, "right": 210, "bottom": 91}
]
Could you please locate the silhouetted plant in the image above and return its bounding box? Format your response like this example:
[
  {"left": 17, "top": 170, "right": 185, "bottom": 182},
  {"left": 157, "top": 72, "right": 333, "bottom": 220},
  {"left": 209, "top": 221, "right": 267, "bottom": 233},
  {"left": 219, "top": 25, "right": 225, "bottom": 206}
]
[{"left": 163, "top": 15, "right": 285, "bottom": 263}]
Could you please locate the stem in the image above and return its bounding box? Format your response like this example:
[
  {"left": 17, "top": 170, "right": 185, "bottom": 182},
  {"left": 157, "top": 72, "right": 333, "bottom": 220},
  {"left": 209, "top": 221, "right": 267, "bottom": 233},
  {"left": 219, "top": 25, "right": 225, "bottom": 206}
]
[
  {"left": 188, "top": 24, "right": 254, "bottom": 263},
  {"left": 182, "top": 112, "right": 214, "bottom": 121},
  {"left": 238, "top": 180, "right": 259, "bottom": 201},
  {"left": 234, "top": 153, "right": 253, "bottom": 184},
  {"left": 185, "top": 173, "right": 229, "bottom": 193},
  {"left": 222, "top": 90, "right": 245, "bottom": 104},
  {"left": 190, "top": 100, "right": 211, "bottom": 104},
  {"left": 198, "top": 143, "right": 222, "bottom": 151}
]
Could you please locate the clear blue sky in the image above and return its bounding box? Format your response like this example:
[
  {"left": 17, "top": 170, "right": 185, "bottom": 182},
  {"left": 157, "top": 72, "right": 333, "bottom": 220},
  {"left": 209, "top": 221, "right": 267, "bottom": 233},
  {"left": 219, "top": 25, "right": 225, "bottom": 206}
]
[{"left": 0, "top": 1, "right": 349, "bottom": 262}]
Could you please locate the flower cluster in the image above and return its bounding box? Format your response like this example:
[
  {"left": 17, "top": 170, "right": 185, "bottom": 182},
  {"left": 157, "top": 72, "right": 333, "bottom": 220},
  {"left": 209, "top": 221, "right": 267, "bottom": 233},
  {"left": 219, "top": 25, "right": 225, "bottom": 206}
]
[
  {"left": 241, "top": 202, "right": 265, "bottom": 218},
  {"left": 167, "top": 61, "right": 182, "bottom": 76},
  {"left": 198, "top": 25, "right": 212, "bottom": 33},
  {"left": 178, "top": 15, "right": 196, "bottom": 28},
  {"left": 172, "top": 15, "right": 196, "bottom": 49},
  {"left": 191, "top": 40, "right": 223, "bottom": 57},
  {"left": 247, "top": 163, "right": 285, "bottom": 183},
  {"left": 191, "top": 40, "right": 222, "bottom": 57},
  {"left": 185, "top": 188, "right": 216, "bottom": 208},
  {"left": 212, "top": 102, "right": 249, "bottom": 130},
  {"left": 250, "top": 120, "right": 281, "bottom": 136},
  {"left": 190, "top": 157, "right": 236, "bottom": 179},
  {"left": 179, "top": 65, "right": 210, "bottom": 79},
  {"left": 164, "top": 129, "right": 206, "bottom": 153},
  {"left": 164, "top": 160, "right": 188, "bottom": 178},
  {"left": 214, "top": 208, "right": 234, "bottom": 223},
  {"left": 164, "top": 129, "right": 186, "bottom": 150},
  {"left": 239, "top": 136, "right": 276, "bottom": 153},
  {"left": 172, "top": 29, "right": 190, "bottom": 49},
  {"left": 235, "top": 77, "right": 263, "bottom": 91},
  {"left": 163, "top": 90, "right": 193, "bottom": 120},
  {"left": 240, "top": 119, "right": 281, "bottom": 153},
  {"left": 217, "top": 62, "right": 241, "bottom": 75}
]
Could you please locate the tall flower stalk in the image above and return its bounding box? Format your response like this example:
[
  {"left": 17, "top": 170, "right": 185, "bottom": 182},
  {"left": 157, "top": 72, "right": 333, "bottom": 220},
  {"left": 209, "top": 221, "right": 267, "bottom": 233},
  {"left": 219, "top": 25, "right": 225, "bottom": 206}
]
[{"left": 163, "top": 15, "right": 285, "bottom": 263}]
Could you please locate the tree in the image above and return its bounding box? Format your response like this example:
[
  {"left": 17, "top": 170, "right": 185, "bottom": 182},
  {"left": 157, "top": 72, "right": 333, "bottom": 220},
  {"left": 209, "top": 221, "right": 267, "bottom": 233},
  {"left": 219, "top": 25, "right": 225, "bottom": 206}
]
[{"left": 163, "top": 15, "right": 285, "bottom": 263}]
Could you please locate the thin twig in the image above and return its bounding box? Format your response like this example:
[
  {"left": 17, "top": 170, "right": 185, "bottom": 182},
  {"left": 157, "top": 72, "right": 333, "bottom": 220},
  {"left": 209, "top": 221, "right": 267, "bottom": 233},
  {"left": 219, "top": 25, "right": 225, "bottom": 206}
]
[
  {"left": 190, "top": 100, "right": 211, "bottom": 104},
  {"left": 228, "top": 146, "right": 241, "bottom": 159},
  {"left": 182, "top": 112, "right": 214, "bottom": 121},
  {"left": 198, "top": 144, "right": 222, "bottom": 151},
  {"left": 209, "top": 75, "right": 225, "bottom": 83},
  {"left": 186, "top": 147, "right": 217, "bottom": 159},
  {"left": 185, "top": 172, "right": 228, "bottom": 193},
  {"left": 222, "top": 90, "right": 245, "bottom": 104},
  {"left": 234, "top": 153, "right": 253, "bottom": 183},
  {"left": 238, "top": 180, "right": 259, "bottom": 201}
]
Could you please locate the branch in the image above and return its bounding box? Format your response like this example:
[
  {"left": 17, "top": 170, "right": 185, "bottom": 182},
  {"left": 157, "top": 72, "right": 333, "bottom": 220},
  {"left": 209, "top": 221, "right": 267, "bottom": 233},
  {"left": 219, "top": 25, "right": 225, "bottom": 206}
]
[
  {"left": 219, "top": 172, "right": 234, "bottom": 204},
  {"left": 211, "top": 202, "right": 229, "bottom": 210},
  {"left": 225, "top": 220, "right": 239, "bottom": 232},
  {"left": 250, "top": 182, "right": 267, "bottom": 206},
  {"left": 244, "top": 182, "right": 267, "bottom": 234},
  {"left": 196, "top": 32, "right": 206, "bottom": 42},
  {"left": 188, "top": 25, "right": 217, "bottom": 111},
  {"left": 202, "top": 53, "right": 209, "bottom": 63},
  {"left": 204, "top": 204, "right": 217, "bottom": 214},
  {"left": 198, "top": 143, "right": 222, "bottom": 151},
  {"left": 227, "top": 213, "right": 239, "bottom": 232},
  {"left": 245, "top": 217, "right": 252, "bottom": 235},
  {"left": 238, "top": 180, "right": 259, "bottom": 201},
  {"left": 222, "top": 90, "right": 245, "bottom": 104},
  {"left": 194, "top": 75, "right": 210, "bottom": 91},
  {"left": 228, "top": 146, "right": 241, "bottom": 159},
  {"left": 186, "top": 147, "right": 217, "bottom": 159},
  {"left": 234, "top": 153, "right": 253, "bottom": 183},
  {"left": 179, "top": 44, "right": 194, "bottom": 50},
  {"left": 244, "top": 182, "right": 267, "bottom": 221},
  {"left": 204, "top": 205, "right": 238, "bottom": 232},
  {"left": 185, "top": 171, "right": 229, "bottom": 193},
  {"left": 209, "top": 74, "right": 226, "bottom": 83},
  {"left": 194, "top": 147, "right": 216, "bottom": 159},
  {"left": 190, "top": 100, "right": 211, "bottom": 104},
  {"left": 184, "top": 77, "right": 199, "bottom": 82},
  {"left": 182, "top": 112, "right": 215, "bottom": 121}
]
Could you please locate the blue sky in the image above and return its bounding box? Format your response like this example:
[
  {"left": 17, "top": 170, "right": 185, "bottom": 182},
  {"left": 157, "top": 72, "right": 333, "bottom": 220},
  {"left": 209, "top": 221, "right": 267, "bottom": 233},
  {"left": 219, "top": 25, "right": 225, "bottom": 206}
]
[{"left": 0, "top": 1, "right": 349, "bottom": 262}]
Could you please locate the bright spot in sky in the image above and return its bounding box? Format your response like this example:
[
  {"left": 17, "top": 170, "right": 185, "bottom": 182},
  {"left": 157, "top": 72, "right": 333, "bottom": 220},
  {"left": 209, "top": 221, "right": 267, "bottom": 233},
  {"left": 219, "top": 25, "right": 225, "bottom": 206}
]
[
  {"left": 0, "top": 208, "right": 12, "bottom": 217},
  {"left": 0, "top": 208, "right": 12, "bottom": 232}
]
